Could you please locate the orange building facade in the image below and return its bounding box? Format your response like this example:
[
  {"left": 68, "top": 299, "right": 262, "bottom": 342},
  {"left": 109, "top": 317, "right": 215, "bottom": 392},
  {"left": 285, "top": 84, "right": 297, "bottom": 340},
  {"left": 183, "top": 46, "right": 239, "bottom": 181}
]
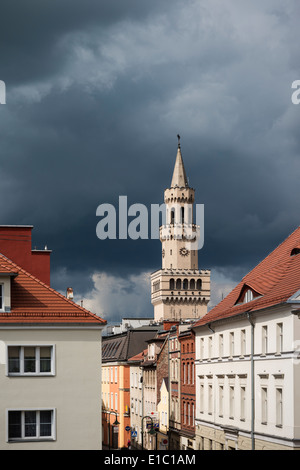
[{"left": 102, "top": 327, "right": 159, "bottom": 449}]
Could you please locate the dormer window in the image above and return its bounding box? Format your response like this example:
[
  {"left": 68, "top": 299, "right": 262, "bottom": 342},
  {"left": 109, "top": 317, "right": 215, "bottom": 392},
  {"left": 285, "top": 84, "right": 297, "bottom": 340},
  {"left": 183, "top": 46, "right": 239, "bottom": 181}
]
[
  {"left": 291, "top": 247, "right": 300, "bottom": 256},
  {"left": 235, "top": 285, "right": 262, "bottom": 305},
  {"left": 0, "top": 271, "right": 17, "bottom": 312}
]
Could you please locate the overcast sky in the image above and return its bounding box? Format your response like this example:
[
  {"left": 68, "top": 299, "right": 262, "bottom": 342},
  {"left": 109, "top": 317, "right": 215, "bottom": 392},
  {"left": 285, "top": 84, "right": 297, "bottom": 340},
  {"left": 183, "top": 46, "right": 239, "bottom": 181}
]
[{"left": 0, "top": 0, "right": 299, "bottom": 323}]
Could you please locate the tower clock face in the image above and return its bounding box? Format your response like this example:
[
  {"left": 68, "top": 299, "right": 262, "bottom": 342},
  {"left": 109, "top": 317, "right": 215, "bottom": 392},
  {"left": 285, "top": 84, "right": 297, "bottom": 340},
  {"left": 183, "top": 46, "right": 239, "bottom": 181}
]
[{"left": 179, "top": 247, "right": 189, "bottom": 257}]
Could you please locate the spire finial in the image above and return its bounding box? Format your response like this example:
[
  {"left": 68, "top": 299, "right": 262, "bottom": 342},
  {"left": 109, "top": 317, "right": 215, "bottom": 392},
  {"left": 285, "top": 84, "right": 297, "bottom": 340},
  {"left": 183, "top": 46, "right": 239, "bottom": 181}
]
[{"left": 177, "top": 134, "right": 181, "bottom": 148}]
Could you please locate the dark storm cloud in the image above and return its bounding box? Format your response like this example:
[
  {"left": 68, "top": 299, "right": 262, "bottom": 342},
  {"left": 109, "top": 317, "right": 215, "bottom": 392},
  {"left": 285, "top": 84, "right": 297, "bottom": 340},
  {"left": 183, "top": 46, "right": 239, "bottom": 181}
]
[
  {"left": 0, "top": 0, "right": 167, "bottom": 84},
  {"left": 0, "top": 0, "right": 299, "bottom": 319}
]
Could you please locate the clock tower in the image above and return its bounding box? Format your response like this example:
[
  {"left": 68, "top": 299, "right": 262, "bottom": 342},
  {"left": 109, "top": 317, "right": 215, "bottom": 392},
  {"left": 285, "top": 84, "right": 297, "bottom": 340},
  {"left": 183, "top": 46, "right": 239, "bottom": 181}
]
[{"left": 151, "top": 138, "right": 210, "bottom": 322}]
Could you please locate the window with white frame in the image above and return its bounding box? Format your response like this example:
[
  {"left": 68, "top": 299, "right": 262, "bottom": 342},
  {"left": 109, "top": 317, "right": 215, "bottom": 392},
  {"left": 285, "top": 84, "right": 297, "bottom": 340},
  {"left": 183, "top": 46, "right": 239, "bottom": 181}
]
[
  {"left": 276, "top": 323, "right": 283, "bottom": 354},
  {"left": 219, "top": 334, "right": 223, "bottom": 358},
  {"left": 276, "top": 388, "right": 283, "bottom": 427},
  {"left": 208, "top": 384, "right": 213, "bottom": 414},
  {"left": 219, "top": 385, "right": 224, "bottom": 417},
  {"left": 229, "top": 386, "right": 235, "bottom": 419},
  {"left": 7, "top": 409, "right": 55, "bottom": 441},
  {"left": 199, "top": 382, "right": 204, "bottom": 413},
  {"left": 262, "top": 326, "right": 268, "bottom": 355},
  {"left": 244, "top": 289, "right": 253, "bottom": 303},
  {"left": 240, "top": 386, "right": 246, "bottom": 421},
  {"left": 7, "top": 346, "right": 54, "bottom": 375},
  {"left": 230, "top": 332, "right": 234, "bottom": 358},
  {"left": 200, "top": 337, "right": 204, "bottom": 360},
  {"left": 261, "top": 387, "right": 268, "bottom": 424},
  {"left": 241, "top": 329, "right": 246, "bottom": 357},
  {"left": 208, "top": 336, "right": 212, "bottom": 360}
]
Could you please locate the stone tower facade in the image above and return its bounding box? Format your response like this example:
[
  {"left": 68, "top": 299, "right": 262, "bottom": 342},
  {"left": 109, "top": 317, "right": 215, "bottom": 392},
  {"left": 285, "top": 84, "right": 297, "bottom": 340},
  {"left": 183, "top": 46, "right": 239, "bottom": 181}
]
[{"left": 151, "top": 140, "right": 210, "bottom": 322}]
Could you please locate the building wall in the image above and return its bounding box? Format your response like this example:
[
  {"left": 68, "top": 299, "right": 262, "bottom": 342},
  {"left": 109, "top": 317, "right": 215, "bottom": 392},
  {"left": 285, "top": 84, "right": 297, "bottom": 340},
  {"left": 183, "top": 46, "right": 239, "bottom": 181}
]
[
  {"left": 0, "top": 327, "right": 102, "bottom": 450},
  {"left": 102, "top": 363, "right": 131, "bottom": 449},
  {"left": 194, "top": 305, "right": 300, "bottom": 450},
  {"left": 157, "top": 380, "right": 169, "bottom": 450},
  {"left": 180, "top": 331, "right": 196, "bottom": 445},
  {"left": 143, "top": 367, "right": 157, "bottom": 450},
  {"left": 130, "top": 364, "right": 143, "bottom": 448}
]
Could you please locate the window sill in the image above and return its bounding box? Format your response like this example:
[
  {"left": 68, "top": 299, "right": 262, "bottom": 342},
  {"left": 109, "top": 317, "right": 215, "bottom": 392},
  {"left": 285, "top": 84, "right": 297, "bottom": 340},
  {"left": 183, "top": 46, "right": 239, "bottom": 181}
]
[
  {"left": 8, "top": 438, "right": 55, "bottom": 443},
  {"left": 7, "top": 373, "right": 55, "bottom": 377}
]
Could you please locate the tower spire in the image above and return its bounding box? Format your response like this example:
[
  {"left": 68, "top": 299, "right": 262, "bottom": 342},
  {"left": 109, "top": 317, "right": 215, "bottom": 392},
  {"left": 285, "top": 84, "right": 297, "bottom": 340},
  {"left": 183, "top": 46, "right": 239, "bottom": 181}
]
[{"left": 171, "top": 135, "right": 189, "bottom": 188}]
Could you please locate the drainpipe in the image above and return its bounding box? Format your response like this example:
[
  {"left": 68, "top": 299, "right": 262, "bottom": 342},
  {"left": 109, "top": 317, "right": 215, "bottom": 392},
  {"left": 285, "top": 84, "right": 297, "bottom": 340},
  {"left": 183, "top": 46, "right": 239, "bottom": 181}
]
[
  {"left": 247, "top": 312, "right": 255, "bottom": 450},
  {"left": 168, "top": 333, "right": 170, "bottom": 451}
]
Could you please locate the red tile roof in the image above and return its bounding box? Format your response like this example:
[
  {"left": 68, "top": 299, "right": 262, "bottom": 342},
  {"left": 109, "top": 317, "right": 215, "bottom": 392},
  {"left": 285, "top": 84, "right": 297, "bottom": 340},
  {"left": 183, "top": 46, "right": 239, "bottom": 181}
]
[
  {"left": 0, "top": 252, "right": 106, "bottom": 325},
  {"left": 194, "top": 226, "right": 300, "bottom": 328},
  {"left": 128, "top": 349, "right": 147, "bottom": 362}
]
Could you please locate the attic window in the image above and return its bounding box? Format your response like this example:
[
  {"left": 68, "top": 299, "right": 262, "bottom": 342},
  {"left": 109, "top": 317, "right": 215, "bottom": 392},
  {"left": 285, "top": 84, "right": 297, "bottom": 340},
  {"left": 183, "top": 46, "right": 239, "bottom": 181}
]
[
  {"left": 291, "top": 247, "right": 300, "bottom": 256},
  {"left": 235, "top": 285, "right": 261, "bottom": 305}
]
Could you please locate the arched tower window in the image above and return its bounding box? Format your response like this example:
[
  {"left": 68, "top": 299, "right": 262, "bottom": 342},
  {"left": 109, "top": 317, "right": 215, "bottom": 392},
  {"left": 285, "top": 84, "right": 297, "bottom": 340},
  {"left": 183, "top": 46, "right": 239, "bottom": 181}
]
[
  {"left": 183, "top": 279, "right": 188, "bottom": 290},
  {"left": 169, "top": 278, "right": 175, "bottom": 290},
  {"left": 181, "top": 207, "right": 184, "bottom": 223},
  {"left": 176, "top": 279, "right": 182, "bottom": 290},
  {"left": 170, "top": 208, "right": 175, "bottom": 225},
  {"left": 196, "top": 279, "right": 202, "bottom": 290},
  {"left": 190, "top": 279, "right": 195, "bottom": 290}
]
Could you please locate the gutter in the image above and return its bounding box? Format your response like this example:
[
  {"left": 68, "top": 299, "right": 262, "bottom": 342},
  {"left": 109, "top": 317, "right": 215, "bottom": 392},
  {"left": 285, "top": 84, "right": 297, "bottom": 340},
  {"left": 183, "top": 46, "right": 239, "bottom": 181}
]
[{"left": 246, "top": 312, "right": 255, "bottom": 451}]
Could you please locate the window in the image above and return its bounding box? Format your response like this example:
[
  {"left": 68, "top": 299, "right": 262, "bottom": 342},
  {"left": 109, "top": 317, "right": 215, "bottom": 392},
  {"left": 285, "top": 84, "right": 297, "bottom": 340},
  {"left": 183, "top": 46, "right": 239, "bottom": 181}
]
[
  {"left": 241, "top": 330, "right": 246, "bottom": 357},
  {"left": 8, "top": 409, "right": 55, "bottom": 441},
  {"left": 200, "top": 338, "right": 204, "bottom": 360},
  {"left": 115, "top": 393, "right": 118, "bottom": 411},
  {"left": 219, "top": 334, "right": 223, "bottom": 358},
  {"left": 115, "top": 367, "right": 118, "bottom": 383},
  {"left": 240, "top": 386, "right": 246, "bottom": 421},
  {"left": 199, "top": 383, "right": 204, "bottom": 413},
  {"left": 208, "top": 336, "right": 212, "bottom": 360},
  {"left": 230, "top": 332, "right": 234, "bottom": 358},
  {"left": 7, "top": 346, "right": 54, "bottom": 375},
  {"left": 244, "top": 289, "right": 253, "bottom": 303},
  {"left": 261, "top": 387, "right": 268, "bottom": 424},
  {"left": 208, "top": 385, "right": 213, "bottom": 414},
  {"left": 276, "top": 323, "right": 283, "bottom": 354},
  {"left": 229, "top": 386, "right": 235, "bottom": 419},
  {"left": 276, "top": 388, "right": 283, "bottom": 427},
  {"left": 262, "top": 326, "right": 268, "bottom": 355},
  {"left": 219, "top": 385, "right": 224, "bottom": 417}
]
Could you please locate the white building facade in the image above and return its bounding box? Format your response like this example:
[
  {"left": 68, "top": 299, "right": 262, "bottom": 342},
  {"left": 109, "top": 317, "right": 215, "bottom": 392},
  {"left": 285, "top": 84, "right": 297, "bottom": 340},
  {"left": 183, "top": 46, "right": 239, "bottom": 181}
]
[{"left": 193, "top": 227, "right": 300, "bottom": 450}]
